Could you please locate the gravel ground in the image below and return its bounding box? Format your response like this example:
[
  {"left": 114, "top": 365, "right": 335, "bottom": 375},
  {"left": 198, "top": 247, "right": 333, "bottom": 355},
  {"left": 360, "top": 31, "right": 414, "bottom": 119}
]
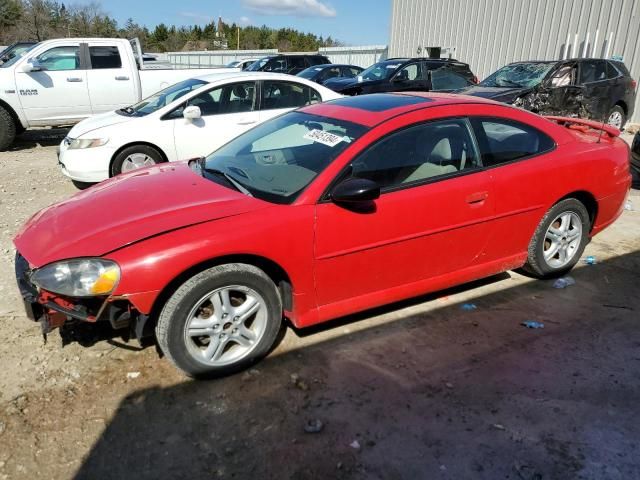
[{"left": 0, "top": 128, "right": 639, "bottom": 480}]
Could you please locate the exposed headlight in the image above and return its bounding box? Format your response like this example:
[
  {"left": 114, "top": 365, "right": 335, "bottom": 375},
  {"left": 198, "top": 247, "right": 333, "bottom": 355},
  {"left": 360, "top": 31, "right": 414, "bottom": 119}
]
[
  {"left": 67, "top": 137, "right": 109, "bottom": 149},
  {"left": 31, "top": 258, "right": 120, "bottom": 297}
]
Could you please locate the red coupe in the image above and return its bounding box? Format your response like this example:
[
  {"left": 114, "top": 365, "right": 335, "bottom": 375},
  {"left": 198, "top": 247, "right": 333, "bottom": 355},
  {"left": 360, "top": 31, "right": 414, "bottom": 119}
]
[{"left": 14, "top": 93, "right": 631, "bottom": 377}]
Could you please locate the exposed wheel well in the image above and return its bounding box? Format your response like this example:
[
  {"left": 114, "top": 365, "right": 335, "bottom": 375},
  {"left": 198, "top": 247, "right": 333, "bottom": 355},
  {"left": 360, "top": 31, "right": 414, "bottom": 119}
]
[
  {"left": 148, "top": 254, "right": 294, "bottom": 325},
  {"left": 558, "top": 191, "right": 598, "bottom": 230},
  {"left": 614, "top": 100, "right": 628, "bottom": 115},
  {"left": 0, "top": 100, "right": 22, "bottom": 129},
  {"left": 109, "top": 142, "right": 168, "bottom": 176}
]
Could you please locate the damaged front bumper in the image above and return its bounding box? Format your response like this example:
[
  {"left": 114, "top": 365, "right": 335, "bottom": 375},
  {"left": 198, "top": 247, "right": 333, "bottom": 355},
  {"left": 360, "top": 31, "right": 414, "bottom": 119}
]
[{"left": 14, "top": 252, "right": 150, "bottom": 338}]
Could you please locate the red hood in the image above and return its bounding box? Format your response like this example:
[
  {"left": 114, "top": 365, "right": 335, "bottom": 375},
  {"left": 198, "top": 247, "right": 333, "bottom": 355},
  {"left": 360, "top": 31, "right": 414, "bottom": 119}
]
[{"left": 14, "top": 162, "right": 267, "bottom": 267}]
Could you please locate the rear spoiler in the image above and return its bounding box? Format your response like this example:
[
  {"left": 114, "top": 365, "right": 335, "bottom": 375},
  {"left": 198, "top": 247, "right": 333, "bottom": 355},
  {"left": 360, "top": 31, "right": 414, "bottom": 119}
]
[{"left": 544, "top": 116, "right": 620, "bottom": 138}]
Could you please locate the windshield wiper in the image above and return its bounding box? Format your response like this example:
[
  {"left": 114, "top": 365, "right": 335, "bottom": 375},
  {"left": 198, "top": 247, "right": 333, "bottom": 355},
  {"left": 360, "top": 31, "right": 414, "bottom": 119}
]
[{"left": 197, "top": 158, "right": 253, "bottom": 197}]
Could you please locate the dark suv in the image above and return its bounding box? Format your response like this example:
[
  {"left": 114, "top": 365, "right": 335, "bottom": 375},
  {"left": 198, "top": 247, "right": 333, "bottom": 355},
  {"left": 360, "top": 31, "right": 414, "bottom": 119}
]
[
  {"left": 325, "top": 57, "right": 477, "bottom": 95},
  {"left": 458, "top": 59, "right": 637, "bottom": 129},
  {"left": 246, "top": 54, "right": 330, "bottom": 75}
]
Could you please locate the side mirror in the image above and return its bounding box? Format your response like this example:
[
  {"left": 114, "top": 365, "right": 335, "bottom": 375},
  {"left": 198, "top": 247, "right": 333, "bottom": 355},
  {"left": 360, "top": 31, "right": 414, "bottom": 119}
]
[
  {"left": 331, "top": 178, "right": 380, "bottom": 204},
  {"left": 183, "top": 105, "right": 201, "bottom": 121},
  {"left": 21, "top": 59, "right": 42, "bottom": 72}
]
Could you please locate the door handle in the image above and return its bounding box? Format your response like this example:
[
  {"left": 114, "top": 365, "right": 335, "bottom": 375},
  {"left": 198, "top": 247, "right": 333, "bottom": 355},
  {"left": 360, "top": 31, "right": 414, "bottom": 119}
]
[
  {"left": 115, "top": 76, "right": 129, "bottom": 81},
  {"left": 466, "top": 191, "right": 489, "bottom": 204},
  {"left": 237, "top": 119, "right": 257, "bottom": 125},
  {"left": 66, "top": 77, "right": 83, "bottom": 82}
]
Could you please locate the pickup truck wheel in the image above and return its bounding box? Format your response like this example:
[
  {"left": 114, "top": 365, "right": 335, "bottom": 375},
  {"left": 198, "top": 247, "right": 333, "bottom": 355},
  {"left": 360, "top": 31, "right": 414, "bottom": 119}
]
[
  {"left": 0, "top": 106, "right": 16, "bottom": 151},
  {"left": 111, "top": 145, "right": 163, "bottom": 176},
  {"left": 606, "top": 105, "right": 626, "bottom": 131},
  {"left": 523, "top": 198, "right": 590, "bottom": 279},
  {"left": 156, "top": 264, "right": 283, "bottom": 378}
]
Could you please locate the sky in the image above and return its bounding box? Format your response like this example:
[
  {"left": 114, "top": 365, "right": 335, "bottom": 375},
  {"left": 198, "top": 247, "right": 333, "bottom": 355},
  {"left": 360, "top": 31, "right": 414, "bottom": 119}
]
[{"left": 99, "top": 0, "right": 391, "bottom": 46}]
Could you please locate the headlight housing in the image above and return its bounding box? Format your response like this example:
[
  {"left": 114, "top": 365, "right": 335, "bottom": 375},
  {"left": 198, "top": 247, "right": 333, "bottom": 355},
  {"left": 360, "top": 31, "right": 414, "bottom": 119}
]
[
  {"left": 67, "top": 137, "right": 109, "bottom": 149},
  {"left": 30, "top": 259, "right": 120, "bottom": 297}
]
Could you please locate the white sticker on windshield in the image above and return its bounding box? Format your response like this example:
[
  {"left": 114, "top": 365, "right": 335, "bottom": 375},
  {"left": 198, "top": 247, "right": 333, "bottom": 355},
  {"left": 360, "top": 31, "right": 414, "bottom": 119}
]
[{"left": 304, "top": 129, "right": 344, "bottom": 147}]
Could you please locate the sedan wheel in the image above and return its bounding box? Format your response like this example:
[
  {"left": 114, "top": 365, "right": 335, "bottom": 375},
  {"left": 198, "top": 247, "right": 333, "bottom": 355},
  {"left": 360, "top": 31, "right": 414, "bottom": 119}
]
[
  {"left": 121, "top": 153, "right": 158, "bottom": 172},
  {"left": 184, "top": 285, "right": 268, "bottom": 367},
  {"left": 156, "top": 264, "right": 283, "bottom": 378},
  {"left": 542, "top": 212, "right": 582, "bottom": 269},
  {"left": 523, "top": 198, "right": 590, "bottom": 278}
]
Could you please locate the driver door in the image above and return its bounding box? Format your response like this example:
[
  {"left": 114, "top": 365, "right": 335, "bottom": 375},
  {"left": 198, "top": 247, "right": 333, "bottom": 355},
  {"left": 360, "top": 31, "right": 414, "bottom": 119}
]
[
  {"left": 387, "top": 61, "right": 426, "bottom": 92},
  {"left": 14, "top": 43, "right": 91, "bottom": 124},
  {"left": 172, "top": 81, "right": 258, "bottom": 159}
]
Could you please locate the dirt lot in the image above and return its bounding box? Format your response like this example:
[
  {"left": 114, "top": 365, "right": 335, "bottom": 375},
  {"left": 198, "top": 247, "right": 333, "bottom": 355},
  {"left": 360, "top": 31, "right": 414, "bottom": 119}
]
[{"left": 0, "top": 128, "right": 639, "bottom": 480}]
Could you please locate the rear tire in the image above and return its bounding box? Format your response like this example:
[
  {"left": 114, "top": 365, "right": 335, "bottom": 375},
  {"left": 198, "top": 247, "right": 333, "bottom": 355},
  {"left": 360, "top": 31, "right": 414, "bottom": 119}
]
[
  {"left": 110, "top": 144, "right": 163, "bottom": 177},
  {"left": 156, "top": 264, "right": 283, "bottom": 378},
  {"left": 0, "top": 106, "right": 16, "bottom": 151},
  {"left": 71, "top": 180, "right": 95, "bottom": 190},
  {"left": 606, "top": 105, "right": 626, "bottom": 131},
  {"left": 523, "top": 199, "right": 590, "bottom": 278}
]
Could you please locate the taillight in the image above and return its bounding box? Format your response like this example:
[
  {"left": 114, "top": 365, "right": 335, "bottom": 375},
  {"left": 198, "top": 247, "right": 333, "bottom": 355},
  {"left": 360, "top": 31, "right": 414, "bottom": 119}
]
[
  {"left": 472, "top": 75, "right": 479, "bottom": 84},
  {"left": 631, "top": 79, "right": 637, "bottom": 90}
]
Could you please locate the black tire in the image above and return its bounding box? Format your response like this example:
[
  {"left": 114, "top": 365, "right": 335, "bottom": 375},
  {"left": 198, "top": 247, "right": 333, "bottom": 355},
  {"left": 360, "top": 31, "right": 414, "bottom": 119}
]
[
  {"left": 523, "top": 198, "right": 590, "bottom": 279},
  {"left": 0, "top": 106, "right": 16, "bottom": 151},
  {"left": 606, "top": 105, "right": 626, "bottom": 131},
  {"left": 156, "top": 264, "right": 283, "bottom": 378},
  {"left": 110, "top": 144, "right": 163, "bottom": 177},
  {"left": 71, "top": 180, "right": 95, "bottom": 190}
]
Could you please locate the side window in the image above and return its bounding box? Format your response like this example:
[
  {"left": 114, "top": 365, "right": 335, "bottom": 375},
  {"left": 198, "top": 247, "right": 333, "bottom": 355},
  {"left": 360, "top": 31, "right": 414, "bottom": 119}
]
[
  {"left": 89, "top": 46, "right": 122, "bottom": 69},
  {"left": 262, "top": 80, "right": 321, "bottom": 110},
  {"left": 394, "top": 62, "right": 422, "bottom": 81},
  {"left": 289, "top": 57, "right": 307, "bottom": 71},
  {"left": 344, "top": 66, "right": 362, "bottom": 77},
  {"left": 351, "top": 119, "right": 480, "bottom": 189},
  {"left": 183, "top": 82, "right": 256, "bottom": 116},
  {"left": 430, "top": 69, "right": 472, "bottom": 91},
  {"left": 307, "top": 56, "right": 327, "bottom": 66},
  {"left": 264, "top": 58, "right": 286, "bottom": 72},
  {"left": 579, "top": 60, "right": 607, "bottom": 84},
  {"left": 36, "top": 46, "right": 80, "bottom": 71},
  {"left": 320, "top": 67, "right": 341, "bottom": 81},
  {"left": 471, "top": 118, "right": 554, "bottom": 166},
  {"left": 606, "top": 61, "right": 620, "bottom": 79},
  {"left": 549, "top": 64, "right": 576, "bottom": 87}
]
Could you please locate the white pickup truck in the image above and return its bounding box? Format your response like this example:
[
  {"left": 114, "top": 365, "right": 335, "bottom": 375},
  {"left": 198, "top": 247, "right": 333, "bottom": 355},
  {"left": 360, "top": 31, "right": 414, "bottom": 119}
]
[{"left": 0, "top": 38, "right": 234, "bottom": 150}]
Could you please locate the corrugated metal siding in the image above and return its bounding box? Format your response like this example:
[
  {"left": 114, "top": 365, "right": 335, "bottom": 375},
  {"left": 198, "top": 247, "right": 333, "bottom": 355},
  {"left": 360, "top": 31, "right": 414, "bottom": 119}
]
[{"left": 390, "top": 0, "right": 640, "bottom": 123}]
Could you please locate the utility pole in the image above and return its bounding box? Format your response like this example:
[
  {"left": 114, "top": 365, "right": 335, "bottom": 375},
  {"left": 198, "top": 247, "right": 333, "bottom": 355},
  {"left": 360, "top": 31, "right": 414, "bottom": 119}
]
[{"left": 237, "top": 26, "right": 240, "bottom": 50}]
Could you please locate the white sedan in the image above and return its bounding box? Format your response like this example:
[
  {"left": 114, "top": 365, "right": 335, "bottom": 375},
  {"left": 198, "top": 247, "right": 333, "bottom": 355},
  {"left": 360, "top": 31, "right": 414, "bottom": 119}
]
[{"left": 58, "top": 72, "right": 342, "bottom": 186}]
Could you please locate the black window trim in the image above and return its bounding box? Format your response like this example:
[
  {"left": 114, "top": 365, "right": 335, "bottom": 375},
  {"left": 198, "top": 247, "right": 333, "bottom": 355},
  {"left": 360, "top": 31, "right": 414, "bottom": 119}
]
[
  {"left": 319, "top": 116, "right": 483, "bottom": 203},
  {"left": 160, "top": 80, "right": 258, "bottom": 121},
  {"left": 319, "top": 114, "right": 557, "bottom": 203}
]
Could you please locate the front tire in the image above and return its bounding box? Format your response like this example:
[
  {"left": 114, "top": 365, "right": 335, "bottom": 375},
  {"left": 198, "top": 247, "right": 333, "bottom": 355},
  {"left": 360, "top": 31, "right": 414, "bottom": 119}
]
[
  {"left": 523, "top": 199, "right": 590, "bottom": 278},
  {"left": 156, "top": 264, "right": 283, "bottom": 378},
  {"left": 110, "top": 144, "right": 163, "bottom": 177},
  {"left": 0, "top": 106, "right": 16, "bottom": 151}
]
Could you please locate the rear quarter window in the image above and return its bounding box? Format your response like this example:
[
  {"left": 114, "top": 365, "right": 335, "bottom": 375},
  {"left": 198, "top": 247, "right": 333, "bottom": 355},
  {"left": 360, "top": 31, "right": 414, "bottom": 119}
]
[{"left": 470, "top": 117, "right": 555, "bottom": 166}]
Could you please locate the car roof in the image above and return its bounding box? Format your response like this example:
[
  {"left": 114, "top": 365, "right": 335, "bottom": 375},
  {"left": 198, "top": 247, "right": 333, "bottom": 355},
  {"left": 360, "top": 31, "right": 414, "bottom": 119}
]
[
  {"left": 194, "top": 71, "right": 318, "bottom": 83},
  {"left": 300, "top": 92, "right": 503, "bottom": 127}
]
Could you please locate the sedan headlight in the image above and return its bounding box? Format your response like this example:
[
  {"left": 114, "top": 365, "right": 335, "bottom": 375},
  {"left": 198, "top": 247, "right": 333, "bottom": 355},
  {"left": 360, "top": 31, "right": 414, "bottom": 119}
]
[
  {"left": 67, "top": 137, "right": 109, "bottom": 149},
  {"left": 31, "top": 259, "right": 120, "bottom": 297}
]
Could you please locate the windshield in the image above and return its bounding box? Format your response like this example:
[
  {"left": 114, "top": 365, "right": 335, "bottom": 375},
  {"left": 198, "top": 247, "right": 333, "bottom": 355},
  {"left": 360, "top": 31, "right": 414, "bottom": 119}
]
[
  {"left": 297, "top": 66, "right": 323, "bottom": 79},
  {"left": 202, "top": 112, "right": 366, "bottom": 203},
  {"left": 480, "top": 62, "right": 555, "bottom": 88},
  {"left": 1, "top": 44, "right": 37, "bottom": 68},
  {"left": 359, "top": 61, "right": 404, "bottom": 82},
  {"left": 122, "top": 78, "right": 207, "bottom": 116},
  {"left": 246, "top": 57, "right": 272, "bottom": 71}
]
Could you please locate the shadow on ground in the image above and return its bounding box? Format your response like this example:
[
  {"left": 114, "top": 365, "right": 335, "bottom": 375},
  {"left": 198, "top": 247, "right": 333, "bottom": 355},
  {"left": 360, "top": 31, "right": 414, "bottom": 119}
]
[
  {"left": 9, "top": 127, "right": 70, "bottom": 151},
  {"left": 65, "top": 249, "right": 640, "bottom": 480}
]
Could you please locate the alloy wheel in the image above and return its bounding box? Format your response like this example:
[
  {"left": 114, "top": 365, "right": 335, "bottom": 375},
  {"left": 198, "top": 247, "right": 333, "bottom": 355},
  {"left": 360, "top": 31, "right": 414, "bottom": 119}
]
[
  {"left": 543, "top": 211, "right": 583, "bottom": 268},
  {"left": 121, "top": 153, "right": 157, "bottom": 172}
]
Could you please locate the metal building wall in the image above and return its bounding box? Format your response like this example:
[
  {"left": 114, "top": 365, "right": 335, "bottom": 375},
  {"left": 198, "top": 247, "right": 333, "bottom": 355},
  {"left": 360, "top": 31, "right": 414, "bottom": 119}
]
[{"left": 389, "top": 0, "right": 640, "bottom": 123}]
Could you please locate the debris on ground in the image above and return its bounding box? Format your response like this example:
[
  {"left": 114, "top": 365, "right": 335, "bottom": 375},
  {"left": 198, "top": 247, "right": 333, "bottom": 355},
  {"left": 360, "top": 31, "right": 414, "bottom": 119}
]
[
  {"left": 492, "top": 423, "right": 506, "bottom": 430},
  {"left": 552, "top": 276, "right": 576, "bottom": 289},
  {"left": 126, "top": 371, "right": 141, "bottom": 379},
  {"left": 460, "top": 303, "right": 477, "bottom": 311},
  {"left": 625, "top": 200, "right": 633, "bottom": 211},
  {"left": 349, "top": 440, "right": 361, "bottom": 450},
  {"left": 290, "top": 373, "right": 309, "bottom": 391},
  {"left": 521, "top": 321, "right": 545, "bottom": 329},
  {"left": 583, "top": 255, "right": 597, "bottom": 265},
  {"left": 303, "top": 419, "right": 324, "bottom": 434},
  {"left": 602, "top": 304, "right": 634, "bottom": 311}
]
